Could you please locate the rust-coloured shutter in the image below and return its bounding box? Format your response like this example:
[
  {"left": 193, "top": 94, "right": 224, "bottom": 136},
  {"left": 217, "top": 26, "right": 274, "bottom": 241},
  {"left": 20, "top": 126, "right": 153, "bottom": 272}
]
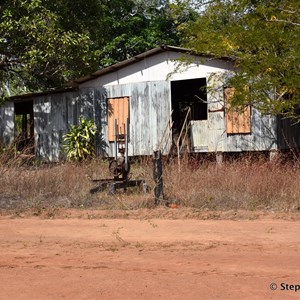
[
  {"left": 225, "top": 88, "right": 251, "bottom": 134},
  {"left": 107, "top": 97, "right": 129, "bottom": 142}
]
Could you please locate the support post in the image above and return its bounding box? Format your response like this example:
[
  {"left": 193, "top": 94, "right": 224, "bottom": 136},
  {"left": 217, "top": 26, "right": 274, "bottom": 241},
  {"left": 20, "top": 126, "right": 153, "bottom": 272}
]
[
  {"left": 125, "top": 118, "right": 129, "bottom": 172},
  {"left": 216, "top": 151, "right": 223, "bottom": 166},
  {"left": 114, "top": 119, "right": 118, "bottom": 160},
  {"left": 269, "top": 150, "right": 279, "bottom": 162},
  {"left": 153, "top": 150, "right": 163, "bottom": 205}
]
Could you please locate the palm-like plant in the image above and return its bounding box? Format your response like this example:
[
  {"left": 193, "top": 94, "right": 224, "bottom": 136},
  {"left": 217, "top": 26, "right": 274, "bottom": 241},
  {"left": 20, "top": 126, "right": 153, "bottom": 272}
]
[{"left": 63, "top": 116, "right": 97, "bottom": 161}]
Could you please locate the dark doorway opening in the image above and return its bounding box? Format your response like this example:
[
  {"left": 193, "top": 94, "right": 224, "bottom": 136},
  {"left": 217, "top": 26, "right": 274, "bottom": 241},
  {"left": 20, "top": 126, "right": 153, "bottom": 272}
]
[
  {"left": 171, "top": 78, "right": 207, "bottom": 134},
  {"left": 14, "top": 101, "right": 34, "bottom": 153}
]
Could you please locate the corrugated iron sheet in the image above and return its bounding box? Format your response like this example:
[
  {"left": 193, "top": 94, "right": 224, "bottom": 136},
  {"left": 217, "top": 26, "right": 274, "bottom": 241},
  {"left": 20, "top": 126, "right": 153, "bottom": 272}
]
[{"left": 0, "top": 101, "right": 14, "bottom": 145}]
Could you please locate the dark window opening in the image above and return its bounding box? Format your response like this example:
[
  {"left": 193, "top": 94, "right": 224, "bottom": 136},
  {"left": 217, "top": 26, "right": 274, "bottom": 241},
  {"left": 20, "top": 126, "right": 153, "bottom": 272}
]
[
  {"left": 171, "top": 78, "right": 207, "bottom": 133},
  {"left": 14, "top": 101, "right": 34, "bottom": 153}
]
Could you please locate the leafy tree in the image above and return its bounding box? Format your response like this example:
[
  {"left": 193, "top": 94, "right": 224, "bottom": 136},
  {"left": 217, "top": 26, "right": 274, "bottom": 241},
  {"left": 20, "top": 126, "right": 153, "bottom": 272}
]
[
  {"left": 0, "top": 0, "right": 98, "bottom": 101},
  {"left": 183, "top": 0, "right": 300, "bottom": 118},
  {"left": 0, "top": 0, "right": 198, "bottom": 101},
  {"left": 95, "top": 0, "right": 198, "bottom": 66}
]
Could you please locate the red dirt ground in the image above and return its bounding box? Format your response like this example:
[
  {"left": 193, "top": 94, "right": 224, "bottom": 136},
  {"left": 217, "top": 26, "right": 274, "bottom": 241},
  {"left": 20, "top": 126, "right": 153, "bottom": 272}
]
[{"left": 0, "top": 210, "right": 299, "bottom": 300}]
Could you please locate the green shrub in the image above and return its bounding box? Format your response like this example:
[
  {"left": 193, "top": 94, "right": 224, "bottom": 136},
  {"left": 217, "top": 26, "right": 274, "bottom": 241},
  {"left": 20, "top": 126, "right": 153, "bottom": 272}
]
[{"left": 63, "top": 116, "right": 97, "bottom": 161}]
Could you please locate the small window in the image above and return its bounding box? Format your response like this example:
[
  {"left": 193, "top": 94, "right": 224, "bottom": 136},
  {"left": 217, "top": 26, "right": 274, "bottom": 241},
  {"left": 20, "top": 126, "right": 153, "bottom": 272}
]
[
  {"left": 107, "top": 97, "right": 129, "bottom": 142},
  {"left": 225, "top": 87, "right": 251, "bottom": 134}
]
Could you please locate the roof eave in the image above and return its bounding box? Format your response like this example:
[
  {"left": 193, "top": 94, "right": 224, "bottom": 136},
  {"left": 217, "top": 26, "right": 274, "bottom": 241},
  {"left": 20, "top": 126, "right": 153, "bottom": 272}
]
[{"left": 9, "top": 86, "right": 77, "bottom": 102}]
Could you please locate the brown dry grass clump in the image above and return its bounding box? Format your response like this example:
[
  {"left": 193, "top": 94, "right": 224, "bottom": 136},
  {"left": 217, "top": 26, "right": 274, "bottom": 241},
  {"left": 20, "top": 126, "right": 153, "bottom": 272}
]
[
  {"left": 163, "top": 155, "right": 300, "bottom": 211},
  {"left": 0, "top": 152, "right": 300, "bottom": 212}
]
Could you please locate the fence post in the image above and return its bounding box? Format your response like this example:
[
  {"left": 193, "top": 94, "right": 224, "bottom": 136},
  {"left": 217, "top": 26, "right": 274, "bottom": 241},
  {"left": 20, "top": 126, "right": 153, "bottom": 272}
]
[{"left": 153, "top": 150, "right": 163, "bottom": 205}]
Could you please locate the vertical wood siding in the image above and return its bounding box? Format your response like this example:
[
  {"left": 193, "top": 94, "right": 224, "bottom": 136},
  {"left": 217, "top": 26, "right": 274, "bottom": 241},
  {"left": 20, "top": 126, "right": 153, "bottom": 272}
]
[
  {"left": 190, "top": 74, "right": 278, "bottom": 153},
  {"left": 4, "top": 78, "right": 300, "bottom": 161},
  {"left": 33, "top": 88, "right": 106, "bottom": 161},
  {"left": 105, "top": 81, "right": 171, "bottom": 157},
  {"left": 0, "top": 101, "right": 14, "bottom": 145},
  {"left": 277, "top": 117, "right": 300, "bottom": 150}
]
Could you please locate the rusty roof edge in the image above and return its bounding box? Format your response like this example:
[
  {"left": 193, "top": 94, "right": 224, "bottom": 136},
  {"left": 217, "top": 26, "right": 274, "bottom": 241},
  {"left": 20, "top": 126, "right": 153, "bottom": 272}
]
[{"left": 9, "top": 86, "right": 78, "bottom": 102}]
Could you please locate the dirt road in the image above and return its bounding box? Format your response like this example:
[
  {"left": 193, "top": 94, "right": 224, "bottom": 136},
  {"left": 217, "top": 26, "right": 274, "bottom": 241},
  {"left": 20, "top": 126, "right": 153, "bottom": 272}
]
[{"left": 0, "top": 212, "right": 299, "bottom": 299}]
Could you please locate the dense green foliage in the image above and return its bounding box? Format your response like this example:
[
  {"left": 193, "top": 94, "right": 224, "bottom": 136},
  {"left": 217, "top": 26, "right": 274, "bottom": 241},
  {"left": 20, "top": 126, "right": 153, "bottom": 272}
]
[
  {"left": 63, "top": 116, "right": 97, "bottom": 161},
  {"left": 183, "top": 0, "right": 300, "bottom": 117},
  {"left": 0, "top": 0, "right": 97, "bottom": 101},
  {"left": 0, "top": 0, "right": 196, "bottom": 101},
  {"left": 97, "top": 0, "right": 198, "bottom": 67}
]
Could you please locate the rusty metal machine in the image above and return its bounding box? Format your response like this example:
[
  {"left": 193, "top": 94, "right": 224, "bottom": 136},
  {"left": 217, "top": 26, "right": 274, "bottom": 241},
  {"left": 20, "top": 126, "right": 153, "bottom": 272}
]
[{"left": 90, "top": 118, "right": 147, "bottom": 194}]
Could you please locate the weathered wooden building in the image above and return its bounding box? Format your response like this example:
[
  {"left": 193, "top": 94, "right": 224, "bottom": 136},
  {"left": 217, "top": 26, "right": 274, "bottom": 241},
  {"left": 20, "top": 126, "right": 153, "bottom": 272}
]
[{"left": 1, "top": 45, "right": 300, "bottom": 161}]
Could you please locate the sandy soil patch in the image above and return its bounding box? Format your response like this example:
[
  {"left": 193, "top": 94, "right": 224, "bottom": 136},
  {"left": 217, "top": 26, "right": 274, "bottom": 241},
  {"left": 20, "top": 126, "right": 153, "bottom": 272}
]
[{"left": 0, "top": 211, "right": 299, "bottom": 299}]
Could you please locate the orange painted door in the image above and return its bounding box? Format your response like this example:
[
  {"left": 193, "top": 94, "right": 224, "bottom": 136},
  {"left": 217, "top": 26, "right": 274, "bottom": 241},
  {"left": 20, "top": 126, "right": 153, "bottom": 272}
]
[{"left": 107, "top": 97, "right": 129, "bottom": 141}]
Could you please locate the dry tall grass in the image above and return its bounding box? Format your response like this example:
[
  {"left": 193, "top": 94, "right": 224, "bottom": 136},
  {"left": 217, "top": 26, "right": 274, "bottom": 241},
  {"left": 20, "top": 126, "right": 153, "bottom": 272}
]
[
  {"left": 162, "top": 155, "right": 300, "bottom": 211},
  {"left": 0, "top": 152, "right": 300, "bottom": 212}
]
